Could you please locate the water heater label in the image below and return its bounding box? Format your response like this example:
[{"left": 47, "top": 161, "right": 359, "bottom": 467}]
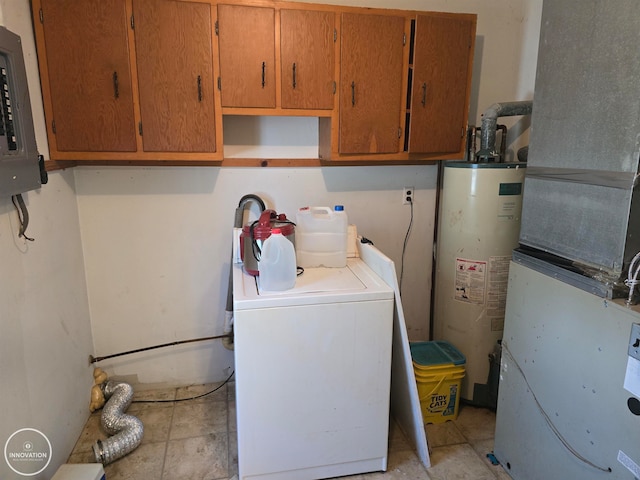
[
  {"left": 498, "top": 182, "right": 523, "bottom": 221},
  {"left": 487, "top": 256, "right": 511, "bottom": 327},
  {"left": 498, "top": 182, "right": 522, "bottom": 196},
  {"left": 455, "top": 258, "right": 486, "bottom": 305}
]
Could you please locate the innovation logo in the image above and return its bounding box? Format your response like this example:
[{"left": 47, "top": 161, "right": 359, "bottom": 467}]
[{"left": 4, "top": 428, "right": 52, "bottom": 476}]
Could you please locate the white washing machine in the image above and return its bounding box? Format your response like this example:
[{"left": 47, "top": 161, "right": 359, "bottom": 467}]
[{"left": 232, "top": 257, "right": 394, "bottom": 480}]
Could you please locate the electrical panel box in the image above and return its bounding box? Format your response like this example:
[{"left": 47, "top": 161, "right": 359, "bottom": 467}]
[{"left": 0, "top": 26, "right": 40, "bottom": 197}]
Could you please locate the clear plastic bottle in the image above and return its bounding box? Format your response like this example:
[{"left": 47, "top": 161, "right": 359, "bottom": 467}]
[
  {"left": 258, "top": 228, "right": 297, "bottom": 291},
  {"left": 295, "top": 205, "right": 348, "bottom": 267}
]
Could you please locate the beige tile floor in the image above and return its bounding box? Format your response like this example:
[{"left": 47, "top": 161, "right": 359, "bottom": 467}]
[{"left": 68, "top": 381, "right": 513, "bottom": 480}]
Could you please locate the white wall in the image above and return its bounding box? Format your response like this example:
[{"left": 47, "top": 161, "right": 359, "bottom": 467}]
[
  {"left": 0, "top": 2, "right": 94, "bottom": 478},
  {"left": 76, "top": 165, "right": 437, "bottom": 385}
]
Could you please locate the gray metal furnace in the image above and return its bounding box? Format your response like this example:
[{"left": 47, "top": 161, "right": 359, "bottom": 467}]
[{"left": 494, "top": 1, "right": 640, "bottom": 478}]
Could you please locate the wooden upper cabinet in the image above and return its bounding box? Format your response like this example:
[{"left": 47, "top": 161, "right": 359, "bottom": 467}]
[
  {"left": 39, "top": 0, "right": 136, "bottom": 152},
  {"left": 218, "top": 5, "right": 276, "bottom": 108},
  {"left": 280, "top": 9, "right": 335, "bottom": 110},
  {"left": 408, "top": 14, "right": 474, "bottom": 154},
  {"left": 339, "top": 13, "right": 405, "bottom": 154},
  {"left": 133, "top": 0, "right": 216, "bottom": 153}
]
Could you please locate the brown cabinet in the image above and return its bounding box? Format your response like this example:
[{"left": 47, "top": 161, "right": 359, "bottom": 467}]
[
  {"left": 280, "top": 9, "right": 335, "bottom": 110},
  {"left": 134, "top": 0, "right": 217, "bottom": 153},
  {"left": 38, "top": 0, "right": 136, "bottom": 153},
  {"left": 34, "top": 0, "right": 475, "bottom": 167},
  {"left": 217, "top": 5, "right": 335, "bottom": 112},
  {"left": 33, "top": 0, "right": 222, "bottom": 162},
  {"left": 338, "top": 13, "right": 405, "bottom": 154},
  {"left": 407, "top": 14, "right": 475, "bottom": 154},
  {"left": 217, "top": 4, "right": 276, "bottom": 108}
]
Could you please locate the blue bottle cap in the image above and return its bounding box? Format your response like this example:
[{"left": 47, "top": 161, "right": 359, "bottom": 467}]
[{"left": 334, "top": 205, "right": 344, "bottom": 211}]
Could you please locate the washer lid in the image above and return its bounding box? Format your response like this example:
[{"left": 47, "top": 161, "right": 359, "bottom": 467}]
[{"left": 233, "top": 258, "right": 393, "bottom": 310}]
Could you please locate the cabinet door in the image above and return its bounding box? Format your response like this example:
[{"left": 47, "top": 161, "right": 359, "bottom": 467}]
[
  {"left": 40, "top": 0, "right": 136, "bottom": 152},
  {"left": 134, "top": 0, "right": 216, "bottom": 152},
  {"left": 280, "top": 9, "right": 335, "bottom": 110},
  {"left": 339, "top": 13, "right": 404, "bottom": 154},
  {"left": 218, "top": 5, "right": 276, "bottom": 108},
  {"left": 409, "top": 15, "right": 474, "bottom": 154}
]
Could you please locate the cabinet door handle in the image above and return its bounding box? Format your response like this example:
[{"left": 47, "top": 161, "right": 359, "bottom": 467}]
[
  {"left": 113, "top": 71, "right": 119, "bottom": 99},
  {"left": 261, "top": 62, "right": 266, "bottom": 88},
  {"left": 351, "top": 81, "right": 355, "bottom": 106},
  {"left": 421, "top": 82, "right": 427, "bottom": 107},
  {"left": 292, "top": 63, "right": 297, "bottom": 89},
  {"left": 197, "top": 75, "right": 202, "bottom": 102}
]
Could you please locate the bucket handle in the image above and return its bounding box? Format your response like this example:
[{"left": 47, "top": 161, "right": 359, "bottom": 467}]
[
  {"left": 257, "top": 209, "right": 277, "bottom": 228},
  {"left": 302, "top": 206, "right": 333, "bottom": 218},
  {"left": 417, "top": 374, "right": 447, "bottom": 402}
]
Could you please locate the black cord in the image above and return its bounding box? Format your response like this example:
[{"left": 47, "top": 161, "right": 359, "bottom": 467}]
[
  {"left": 250, "top": 221, "right": 262, "bottom": 262},
  {"left": 131, "top": 370, "right": 235, "bottom": 404},
  {"left": 399, "top": 197, "right": 413, "bottom": 297},
  {"left": 11, "top": 194, "right": 34, "bottom": 241}
]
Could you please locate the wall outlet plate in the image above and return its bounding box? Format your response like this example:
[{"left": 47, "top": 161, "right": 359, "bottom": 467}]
[
  {"left": 403, "top": 187, "right": 414, "bottom": 205},
  {"left": 629, "top": 323, "right": 640, "bottom": 361}
]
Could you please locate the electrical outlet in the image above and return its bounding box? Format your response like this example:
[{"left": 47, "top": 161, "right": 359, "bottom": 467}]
[{"left": 403, "top": 187, "right": 414, "bottom": 205}]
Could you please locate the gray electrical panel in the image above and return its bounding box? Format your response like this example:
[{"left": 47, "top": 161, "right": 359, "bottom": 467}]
[{"left": 0, "top": 26, "right": 41, "bottom": 197}]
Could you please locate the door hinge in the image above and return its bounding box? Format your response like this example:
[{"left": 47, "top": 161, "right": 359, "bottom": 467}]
[
  {"left": 334, "top": 28, "right": 337, "bottom": 42},
  {"left": 138, "top": 121, "right": 143, "bottom": 136},
  {"left": 403, "top": 33, "right": 406, "bottom": 46},
  {"left": 51, "top": 120, "right": 56, "bottom": 134},
  {"left": 333, "top": 81, "right": 336, "bottom": 95},
  {"left": 462, "top": 126, "right": 465, "bottom": 138},
  {"left": 130, "top": 14, "right": 134, "bottom": 30},
  {"left": 39, "top": 8, "right": 44, "bottom": 23},
  {"left": 217, "top": 77, "right": 221, "bottom": 91},
  {"left": 398, "top": 127, "right": 402, "bottom": 139},
  {"left": 215, "top": 21, "right": 219, "bottom": 36}
]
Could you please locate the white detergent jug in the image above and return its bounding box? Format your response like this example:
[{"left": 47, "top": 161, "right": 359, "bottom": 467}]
[
  {"left": 258, "top": 228, "right": 297, "bottom": 291},
  {"left": 295, "top": 205, "right": 348, "bottom": 268}
]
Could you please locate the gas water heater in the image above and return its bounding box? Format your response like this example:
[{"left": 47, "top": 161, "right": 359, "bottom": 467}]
[{"left": 433, "top": 161, "right": 525, "bottom": 406}]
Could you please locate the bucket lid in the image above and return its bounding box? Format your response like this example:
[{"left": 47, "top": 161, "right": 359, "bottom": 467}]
[{"left": 410, "top": 341, "right": 466, "bottom": 366}]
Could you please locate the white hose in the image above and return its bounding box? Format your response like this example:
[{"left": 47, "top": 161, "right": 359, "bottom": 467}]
[{"left": 624, "top": 252, "right": 640, "bottom": 305}]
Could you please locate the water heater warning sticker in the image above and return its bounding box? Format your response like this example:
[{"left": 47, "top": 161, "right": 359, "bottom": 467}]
[
  {"left": 455, "top": 258, "right": 486, "bottom": 305},
  {"left": 487, "top": 256, "right": 511, "bottom": 326}
]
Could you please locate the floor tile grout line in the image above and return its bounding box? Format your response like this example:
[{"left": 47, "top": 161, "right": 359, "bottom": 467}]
[{"left": 158, "top": 387, "right": 178, "bottom": 480}]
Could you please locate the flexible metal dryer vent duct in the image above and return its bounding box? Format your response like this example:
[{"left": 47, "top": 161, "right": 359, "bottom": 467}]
[
  {"left": 93, "top": 381, "right": 144, "bottom": 465},
  {"left": 477, "top": 101, "right": 533, "bottom": 162}
]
